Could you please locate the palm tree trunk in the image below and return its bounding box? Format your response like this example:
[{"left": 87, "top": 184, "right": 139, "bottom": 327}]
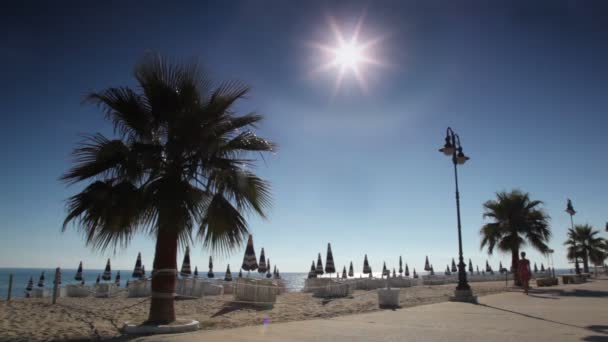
[
  {"left": 511, "top": 249, "right": 521, "bottom": 286},
  {"left": 582, "top": 252, "right": 589, "bottom": 274},
  {"left": 147, "top": 227, "right": 178, "bottom": 324}
]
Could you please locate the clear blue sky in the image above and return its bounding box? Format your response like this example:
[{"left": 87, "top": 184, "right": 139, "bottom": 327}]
[{"left": 1, "top": 1, "right": 607, "bottom": 273}]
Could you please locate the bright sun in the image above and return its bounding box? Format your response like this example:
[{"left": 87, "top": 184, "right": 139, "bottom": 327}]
[
  {"left": 334, "top": 41, "right": 363, "bottom": 69},
  {"left": 309, "top": 15, "right": 385, "bottom": 94}
]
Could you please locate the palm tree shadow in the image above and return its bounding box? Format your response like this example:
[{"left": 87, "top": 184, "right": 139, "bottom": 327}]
[{"left": 211, "top": 302, "right": 272, "bottom": 318}]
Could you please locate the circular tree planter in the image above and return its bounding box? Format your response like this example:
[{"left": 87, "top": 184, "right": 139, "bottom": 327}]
[
  {"left": 123, "top": 319, "right": 199, "bottom": 335},
  {"left": 377, "top": 288, "right": 400, "bottom": 309}
]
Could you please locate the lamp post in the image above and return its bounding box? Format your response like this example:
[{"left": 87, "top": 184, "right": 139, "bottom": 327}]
[
  {"left": 439, "top": 127, "right": 476, "bottom": 302},
  {"left": 547, "top": 248, "right": 555, "bottom": 279},
  {"left": 565, "top": 199, "right": 581, "bottom": 275}
]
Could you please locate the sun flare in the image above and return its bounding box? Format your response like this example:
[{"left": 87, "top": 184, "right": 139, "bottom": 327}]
[{"left": 309, "top": 15, "right": 386, "bottom": 95}]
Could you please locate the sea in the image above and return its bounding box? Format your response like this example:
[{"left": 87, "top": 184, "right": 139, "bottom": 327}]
[{"left": 0, "top": 268, "right": 575, "bottom": 299}]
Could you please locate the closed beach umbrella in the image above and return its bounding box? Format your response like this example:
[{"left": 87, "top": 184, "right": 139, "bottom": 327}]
[
  {"left": 102, "top": 259, "right": 112, "bottom": 281},
  {"left": 194, "top": 266, "right": 199, "bottom": 278},
  {"left": 141, "top": 265, "right": 146, "bottom": 278},
  {"left": 274, "top": 267, "right": 280, "bottom": 279},
  {"left": 348, "top": 261, "right": 354, "bottom": 277},
  {"left": 392, "top": 268, "right": 396, "bottom": 278},
  {"left": 468, "top": 259, "right": 474, "bottom": 274},
  {"left": 266, "top": 258, "right": 272, "bottom": 278},
  {"left": 405, "top": 264, "right": 410, "bottom": 277},
  {"left": 115, "top": 271, "right": 121, "bottom": 286},
  {"left": 445, "top": 265, "right": 451, "bottom": 275},
  {"left": 316, "top": 253, "right": 324, "bottom": 275},
  {"left": 26, "top": 277, "right": 34, "bottom": 291},
  {"left": 342, "top": 266, "right": 347, "bottom": 279},
  {"left": 96, "top": 274, "right": 101, "bottom": 284},
  {"left": 224, "top": 265, "right": 232, "bottom": 281},
  {"left": 424, "top": 256, "right": 431, "bottom": 271},
  {"left": 534, "top": 263, "right": 538, "bottom": 273},
  {"left": 476, "top": 265, "right": 480, "bottom": 275},
  {"left": 258, "top": 248, "right": 267, "bottom": 274},
  {"left": 363, "top": 254, "right": 371, "bottom": 274},
  {"left": 325, "top": 243, "right": 336, "bottom": 274},
  {"left": 132, "top": 252, "right": 143, "bottom": 278},
  {"left": 308, "top": 261, "right": 317, "bottom": 278},
  {"left": 207, "top": 256, "right": 214, "bottom": 278},
  {"left": 485, "top": 260, "right": 491, "bottom": 273},
  {"left": 499, "top": 261, "right": 504, "bottom": 273},
  {"left": 451, "top": 258, "right": 457, "bottom": 273},
  {"left": 382, "top": 262, "right": 388, "bottom": 277},
  {"left": 180, "top": 247, "right": 192, "bottom": 277},
  {"left": 429, "top": 265, "right": 435, "bottom": 276},
  {"left": 241, "top": 235, "right": 258, "bottom": 272},
  {"left": 239, "top": 269, "right": 243, "bottom": 278},
  {"left": 399, "top": 256, "right": 403, "bottom": 276},
  {"left": 413, "top": 268, "right": 418, "bottom": 278},
  {"left": 75, "top": 261, "right": 83, "bottom": 281},
  {"left": 540, "top": 263, "right": 545, "bottom": 272}
]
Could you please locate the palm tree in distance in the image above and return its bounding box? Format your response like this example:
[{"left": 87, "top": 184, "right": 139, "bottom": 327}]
[
  {"left": 479, "top": 189, "right": 551, "bottom": 285},
  {"left": 564, "top": 224, "right": 606, "bottom": 273},
  {"left": 61, "top": 56, "right": 275, "bottom": 324}
]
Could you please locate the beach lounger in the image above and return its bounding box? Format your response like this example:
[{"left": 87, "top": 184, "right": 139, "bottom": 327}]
[
  {"left": 234, "top": 278, "right": 277, "bottom": 305},
  {"left": 95, "top": 283, "right": 117, "bottom": 298},
  {"left": 127, "top": 279, "right": 151, "bottom": 298},
  {"left": 65, "top": 284, "right": 90, "bottom": 297}
]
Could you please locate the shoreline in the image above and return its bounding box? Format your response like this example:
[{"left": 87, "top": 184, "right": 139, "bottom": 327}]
[{"left": 0, "top": 280, "right": 512, "bottom": 341}]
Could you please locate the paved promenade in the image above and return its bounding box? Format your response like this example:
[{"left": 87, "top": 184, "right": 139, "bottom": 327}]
[{"left": 140, "top": 277, "right": 608, "bottom": 342}]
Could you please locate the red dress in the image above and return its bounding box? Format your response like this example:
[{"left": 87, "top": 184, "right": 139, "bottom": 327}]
[{"left": 518, "top": 259, "right": 531, "bottom": 282}]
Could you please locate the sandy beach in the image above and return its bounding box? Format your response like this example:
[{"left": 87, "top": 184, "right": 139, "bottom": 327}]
[{"left": 0, "top": 281, "right": 511, "bottom": 341}]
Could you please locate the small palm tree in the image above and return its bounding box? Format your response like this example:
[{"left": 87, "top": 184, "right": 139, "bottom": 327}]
[
  {"left": 479, "top": 189, "right": 551, "bottom": 285},
  {"left": 589, "top": 239, "right": 608, "bottom": 274},
  {"left": 564, "top": 224, "right": 606, "bottom": 273},
  {"left": 62, "top": 56, "right": 275, "bottom": 324}
]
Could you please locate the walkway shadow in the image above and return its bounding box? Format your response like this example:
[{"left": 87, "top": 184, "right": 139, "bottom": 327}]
[
  {"left": 588, "top": 326, "right": 608, "bottom": 334},
  {"left": 211, "top": 302, "right": 271, "bottom": 318},
  {"left": 582, "top": 336, "right": 608, "bottom": 341},
  {"left": 540, "top": 289, "right": 608, "bottom": 298},
  {"left": 475, "top": 303, "right": 607, "bottom": 336},
  {"left": 527, "top": 294, "right": 559, "bottom": 300}
]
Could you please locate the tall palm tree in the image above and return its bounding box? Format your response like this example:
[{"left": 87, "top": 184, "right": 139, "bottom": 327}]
[
  {"left": 564, "top": 224, "right": 606, "bottom": 273},
  {"left": 61, "top": 56, "right": 275, "bottom": 324},
  {"left": 479, "top": 190, "right": 551, "bottom": 285}
]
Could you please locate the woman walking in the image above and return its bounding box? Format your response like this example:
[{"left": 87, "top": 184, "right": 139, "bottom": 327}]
[{"left": 518, "top": 252, "right": 532, "bottom": 295}]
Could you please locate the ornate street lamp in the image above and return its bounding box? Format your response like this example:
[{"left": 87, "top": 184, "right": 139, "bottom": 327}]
[
  {"left": 565, "top": 199, "right": 581, "bottom": 275},
  {"left": 439, "top": 127, "right": 476, "bottom": 302}
]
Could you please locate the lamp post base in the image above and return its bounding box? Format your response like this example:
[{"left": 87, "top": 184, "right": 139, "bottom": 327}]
[{"left": 450, "top": 289, "right": 477, "bottom": 303}]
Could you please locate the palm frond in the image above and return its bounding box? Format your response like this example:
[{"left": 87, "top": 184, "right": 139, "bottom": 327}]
[
  {"left": 61, "top": 134, "right": 138, "bottom": 184},
  {"left": 85, "top": 87, "right": 153, "bottom": 141},
  {"left": 198, "top": 193, "right": 249, "bottom": 255},
  {"left": 63, "top": 180, "right": 148, "bottom": 252}
]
